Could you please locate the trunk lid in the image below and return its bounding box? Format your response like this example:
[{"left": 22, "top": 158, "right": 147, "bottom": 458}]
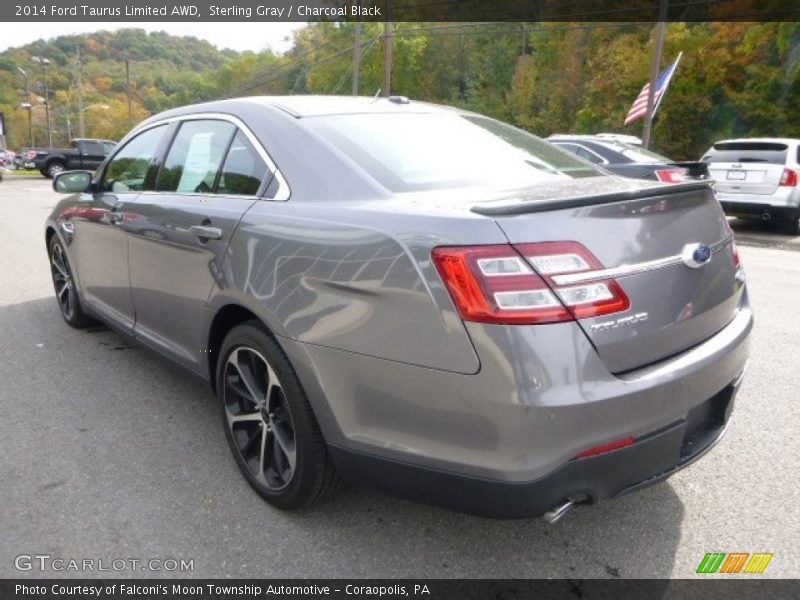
[
  {"left": 703, "top": 141, "right": 789, "bottom": 195},
  {"left": 472, "top": 177, "right": 744, "bottom": 373}
]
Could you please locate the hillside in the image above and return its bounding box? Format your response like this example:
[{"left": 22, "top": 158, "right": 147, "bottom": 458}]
[{"left": 0, "top": 28, "right": 284, "bottom": 147}]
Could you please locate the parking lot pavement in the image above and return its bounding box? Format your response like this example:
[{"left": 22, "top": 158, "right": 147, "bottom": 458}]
[{"left": 1, "top": 177, "right": 798, "bottom": 579}]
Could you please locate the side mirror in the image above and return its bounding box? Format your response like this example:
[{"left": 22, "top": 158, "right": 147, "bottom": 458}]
[{"left": 53, "top": 170, "right": 93, "bottom": 194}]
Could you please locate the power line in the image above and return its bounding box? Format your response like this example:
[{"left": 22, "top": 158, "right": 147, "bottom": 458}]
[
  {"left": 393, "top": 21, "right": 642, "bottom": 37},
  {"left": 229, "top": 21, "right": 638, "bottom": 98},
  {"left": 331, "top": 35, "right": 380, "bottom": 95},
  {"left": 234, "top": 36, "right": 381, "bottom": 96},
  {"left": 230, "top": 31, "right": 370, "bottom": 97}
]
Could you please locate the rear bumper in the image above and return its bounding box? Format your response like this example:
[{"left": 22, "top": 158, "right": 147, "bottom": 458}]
[
  {"left": 329, "top": 377, "right": 739, "bottom": 518},
  {"left": 718, "top": 200, "right": 797, "bottom": 219},
  {"left": 715, "top": 187, "right": 800, "bottom": 211},
  {"left": 283, "top": 293, "right": 752, "bottom": 516}
]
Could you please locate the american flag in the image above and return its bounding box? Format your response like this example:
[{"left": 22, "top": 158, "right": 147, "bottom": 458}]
[{"left": 624, "top": 53, "right": 682, "bottom": 126}]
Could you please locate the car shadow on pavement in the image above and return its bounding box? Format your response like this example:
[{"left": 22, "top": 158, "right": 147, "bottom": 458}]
[
  {"left": 1, "top": 297, "right": 685, "bottom": 580},
  {"left": 729, "top": 217, "right": 800, "bottom": 252}
]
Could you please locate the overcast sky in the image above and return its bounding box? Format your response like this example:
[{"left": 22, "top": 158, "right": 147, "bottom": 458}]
[{"left": 0, "top": 22, "right": 307, "bottom": 54}]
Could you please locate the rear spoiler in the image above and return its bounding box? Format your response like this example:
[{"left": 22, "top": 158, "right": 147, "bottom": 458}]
[
  {"left": 670, "top": 160, "right": 709, "bottom": 179},
  {"left": 471, "top": 180, "right": 712, "bottom": 216}
]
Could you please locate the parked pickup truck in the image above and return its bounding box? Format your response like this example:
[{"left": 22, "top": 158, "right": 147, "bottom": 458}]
[{"left": 30, "top": 138, "right": 116, "bottom": 178}]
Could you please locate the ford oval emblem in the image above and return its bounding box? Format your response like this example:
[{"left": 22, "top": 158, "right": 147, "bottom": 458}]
[{"left": 682, "top": 243, "right": 713, "bottom": 269}]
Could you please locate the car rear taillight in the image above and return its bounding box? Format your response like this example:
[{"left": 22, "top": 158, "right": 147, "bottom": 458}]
[
  {"left": 432, "top": 242, "right": 629, "bottom": 325},
  {"left": 654, "top": 167, "right": 689, "bottom": 183},
  {"left": 432, "top": 245, "right": 571, "bottom": 324},
  {"left": 26, "top": 150, "right": 37, "bottom": 160},
  {"left": 779, "top": 168, "right": 797, "bottom": 187}
]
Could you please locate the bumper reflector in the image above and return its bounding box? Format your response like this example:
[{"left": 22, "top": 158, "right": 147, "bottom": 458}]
[{"left": 574, "top": 436, "right": 636, "bottom": 459}]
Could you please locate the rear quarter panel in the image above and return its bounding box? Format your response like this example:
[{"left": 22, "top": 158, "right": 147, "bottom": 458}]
[{"left": 208, "top": 199, "right": 510, "bottom": 374}]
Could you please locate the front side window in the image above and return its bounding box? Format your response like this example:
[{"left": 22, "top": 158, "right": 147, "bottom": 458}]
[
  {"left": 217, "top": 131, "right": 268, "bottom": 195},
  {"left": 307, "top": 113, "right": 600, "bottom": 193},
  {"left": 103, "top": 125, "right": 167, "bottom": 193},
  {"left": 157, "top": 120, "right": 235, "bottom": 193}
]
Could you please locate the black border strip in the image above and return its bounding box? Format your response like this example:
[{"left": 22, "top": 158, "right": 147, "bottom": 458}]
[
  {"left": 2, "top": 1, "right": 800, "bottom": 23},
  {"left": 2, "top": 579, "right": 799, "bottom": 599}
]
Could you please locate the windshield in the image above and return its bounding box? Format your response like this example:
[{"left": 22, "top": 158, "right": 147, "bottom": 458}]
[{"left": 308, "top": 113, "right": 601, "bottom": 193}]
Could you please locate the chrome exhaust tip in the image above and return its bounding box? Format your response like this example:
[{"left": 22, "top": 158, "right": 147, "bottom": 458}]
[{"left": 542, "top": 498, "right": 575, "bottom": 524}]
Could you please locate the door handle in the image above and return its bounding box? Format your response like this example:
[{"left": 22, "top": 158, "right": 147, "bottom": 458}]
[{"left": 189, "top": 225, "right": 223, "bottom": 240}]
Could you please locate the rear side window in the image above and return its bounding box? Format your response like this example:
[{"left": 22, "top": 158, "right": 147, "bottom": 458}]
[
  {"left": 157, "top": 120, "right": 235, "bottom": 193},
  {"left": 602, "top": 142, "right": 671, "bottom": 163},
  {"left": 103, "top": 125, "right": 167, "bottom": 193},
  {"left": 308, "top": 113, "right": 599, "bottom": 193},
  {"left": 81, "top": 141, "right": 105, "bottom": 155},
  {"left": 217, "top": 131, "right": 268, "bottom": 195},
  {"left": 703, "top": 142, "right": 788, "bottom": 165},
  {"left": 556, "top": 143, "right": 606, "bottom": 165}
]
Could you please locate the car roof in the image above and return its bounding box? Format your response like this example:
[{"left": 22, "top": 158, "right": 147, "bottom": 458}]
[
  {"left": 72, "top": 138, "right": 116, "bottom": 143},
  {"left": 712, "top": 137, "right": 800, "bottom": 146},
  {"left": 230, "top": 95, "right": 462, "bottom": 118},
  {"left": 549, "top": 135, "right": 621, "bottom": 143}
]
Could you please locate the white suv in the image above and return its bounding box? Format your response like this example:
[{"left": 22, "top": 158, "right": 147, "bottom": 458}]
[{"left": 702, "top": 138, "right": 800, "bottom": 234}]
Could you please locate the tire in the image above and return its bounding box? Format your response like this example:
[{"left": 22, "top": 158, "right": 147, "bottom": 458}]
[
  {"left": 216, "top": 321, "right": 337, "bottom": 509},
  {"left": 782, "top": 208, "right": 800, "bottom": 236},
  {"left": 48, "top": 236, "right": 92, "bottom": 328},
  {"left": 45, "top": 161, "right": 66, "bottom": 179}
]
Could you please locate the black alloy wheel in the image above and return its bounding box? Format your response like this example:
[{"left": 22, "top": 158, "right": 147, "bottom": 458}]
[
  {"left": 49, "top": 237, "right": 91, "bottom": 328},
  {"left": 217, "top": 322, "right": 337, "bottom": 509}
]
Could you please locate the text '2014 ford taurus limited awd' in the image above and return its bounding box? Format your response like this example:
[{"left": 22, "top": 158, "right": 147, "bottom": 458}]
[{"left": 46, "top": 96, "right": 751, "bottom": 520}]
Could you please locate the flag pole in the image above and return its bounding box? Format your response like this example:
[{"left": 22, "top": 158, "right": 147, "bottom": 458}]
[{"left": 642, "top": 0, "right": 668, "bottom": 149}]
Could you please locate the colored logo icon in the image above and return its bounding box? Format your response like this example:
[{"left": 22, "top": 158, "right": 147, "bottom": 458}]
[{"left": 696, "top": 552, "right": 773, "bottom": 574}]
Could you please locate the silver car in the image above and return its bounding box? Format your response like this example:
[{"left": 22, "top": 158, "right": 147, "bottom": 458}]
[
  {"left": 703, "top": 137, "right": 800, "bottom": 234},
  {"left": 46, "top": 96, "right": 751, "bottom": 519}
]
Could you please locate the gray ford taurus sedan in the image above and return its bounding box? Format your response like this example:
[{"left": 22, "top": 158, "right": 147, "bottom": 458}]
[{"left": 46, "top": 96, "right": 751, "bottom": 520}]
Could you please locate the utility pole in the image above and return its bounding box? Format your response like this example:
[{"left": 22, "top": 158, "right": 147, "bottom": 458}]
[
  {"left": 642, "top": 0, "right": 668, "bottom": 149},
  {"left": 125, "top": 58, "right": 133, "bottom": 127},
  {"left": 522, "top": 23, "right": 528, "bottom": 55},
  {"left": 382, "top": 1, "right": 392, "bottom": 97},
  {"left": 352, "top": 3, "right": 363, "bottom": 96},
  {"left": 32, "top": 56, "right": 52, "bottom": 147},
  {"left": 76, "top": 49, "right": 85, "bottom": 138},
  {"left": 17, "top": 67, "right": 33, "bottom": 147}
]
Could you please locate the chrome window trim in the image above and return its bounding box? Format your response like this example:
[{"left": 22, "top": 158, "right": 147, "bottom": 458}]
[
  {"left": 551, "top": 235, "right": 733, "bottom": 285},
  {"left": 125, "top": 112, "right": 290, "bottom": 201}
]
